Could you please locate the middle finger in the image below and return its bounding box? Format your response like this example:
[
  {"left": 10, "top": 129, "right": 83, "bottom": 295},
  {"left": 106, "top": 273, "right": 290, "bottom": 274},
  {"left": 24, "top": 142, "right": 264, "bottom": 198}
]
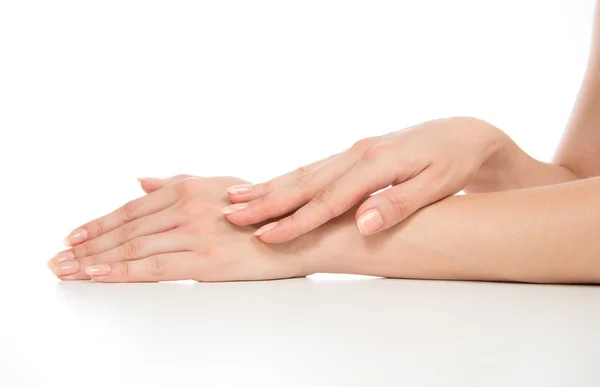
[
  {"left": 223, "top": 149, "right": 362, "bottom": 226},
  {"left": 69, "top": 208, "right": 180, "bottom": 259},
  {"left": 53, "top": 229, "right": 190, "bottom": 279}
]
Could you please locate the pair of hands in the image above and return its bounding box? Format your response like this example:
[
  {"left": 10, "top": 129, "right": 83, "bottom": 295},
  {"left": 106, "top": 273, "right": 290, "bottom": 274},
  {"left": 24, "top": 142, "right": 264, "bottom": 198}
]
[{"left": 48, "top": 116, "right": 505, "bottom": 282}]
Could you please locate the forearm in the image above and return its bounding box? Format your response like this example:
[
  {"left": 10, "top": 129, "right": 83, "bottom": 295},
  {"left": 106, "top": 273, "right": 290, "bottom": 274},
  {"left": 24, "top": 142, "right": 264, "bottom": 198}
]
[
  {"left": 553, "top": 1, "right": 600, "bottom": 178},
  {"left": 309, "top": 177, "right": 600, "bottom": 283},
  {"left": 466, "top": 123, "right": 579, "bottom": 193}
]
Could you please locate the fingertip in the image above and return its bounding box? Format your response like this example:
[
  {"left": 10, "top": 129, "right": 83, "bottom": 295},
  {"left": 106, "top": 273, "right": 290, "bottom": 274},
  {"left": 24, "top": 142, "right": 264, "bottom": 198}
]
[
  {"left": 139, "top": 178, "right": 163, "bottom": 194},
  {"left": 63, "top": 228, "right": 88, "bottom": 246},
  {"left": 227, "top": 193, "right": 254, "bottom": 204},
  {"left": 254, "top": 222, "right": 299, "bottom": 244},
  {"left": 227, "top": 188, "right": 264, "bottom": 204},
  {"left": 226, "top": 184, "right": 254, "bottom": 195},
  {"left": 253, "top": 222, "right": 279, "bottom": 237},
  {"left": 356, "top": 208, "right": 384, "bottom": 236},
  {"left": 86, "top": 264, "right": 111, "bottom": 277},
  {"left": 256, "top": 234, "right": 286, "bottom": 244},
  {"left": 222, "top": 202, "right": 270, "bottom": 226},
  {"left": 223, "top": 213, "right": 255, "bottom": 227}
]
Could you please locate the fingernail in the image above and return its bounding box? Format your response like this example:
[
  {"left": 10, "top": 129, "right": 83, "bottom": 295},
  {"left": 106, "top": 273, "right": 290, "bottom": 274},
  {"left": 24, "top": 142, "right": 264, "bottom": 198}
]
[
  {"left": 254, "top": 222, "right": 278, "bottom": 236},
  {"left": 63, "top": 228, "right": 88, "bottom": 246},
  {"left": 227, "top": 184, "right": 253, "bottom": 195},
  {"left": 55, "top": 261, "right": 80, "bottom": 276},
  {"left": 221, "top": 203, "right": 249, "bottom": 214},
  {"left": 86, "top": 264, "right": 111, "bottom": 276},
  {"left": 137, "top": 177, "right": 156, "bottom": 183},
  {"left": 49, "top": 251, "right": 75, "bottom": 267},
  {"left": 357, "top": 209, "right": 384, "bottom": 235}
]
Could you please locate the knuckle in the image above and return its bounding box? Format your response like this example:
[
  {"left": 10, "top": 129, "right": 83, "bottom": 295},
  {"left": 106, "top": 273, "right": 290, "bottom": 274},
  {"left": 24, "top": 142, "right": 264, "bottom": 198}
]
[
  {"left": 312, "top": 188, "right": 332, "bottom": 205},
  {"left": 80, "top": 242, "right": 94, "bottom": 258},
  {"left": 288, "top": 211, "right": 309, "bottom": 237},
  {"left": 93, "top": 218, "right": 104, "bottom": 236},
  {"left": 257, "top": 180, "right": 275, "bottom": 194},
  {"left": 119, "top": 262, "right": 130, "bottom": 277},
  {"left": 117, "top": 222, "right": 137, "bottom": 243},
  {"left": 175, "top": 177, "right": 201, "bottom": 196},
  {"left": 362, "top": 143, "right": 392, "bottom": 162},
  {"left": 73, "top": 243, "right": 90, "bottom": 258},
  {"left": 292, "top": 173, "right": 312, "bottom": 190},
  {"left": 148, "top": 256, "right": 167, "bottom": 277},
  {"left": 294, "top": 166, "right": 310, "bottom": 177},
  {"left": 120, "top": 200, "right": 137, "bottom": 222},
  {"left": 123, "top": 239, "right": 143, "bottom": 259},
  {"left": 386, "top": 194, "right": 411, "bottom": 219},
  {"left": 350, "top": 137, "right": 376, "bottom": 153},
  {"left": 256, "top": 194, "right": 283, "bottom": 219},
  {"left": 311, "top": 189, "right": 336, "bottom": 218}
]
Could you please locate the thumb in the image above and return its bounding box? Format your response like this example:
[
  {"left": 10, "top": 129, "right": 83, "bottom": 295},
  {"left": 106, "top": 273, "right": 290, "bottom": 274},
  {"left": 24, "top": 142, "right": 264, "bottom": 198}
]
[
  {"left": 138, "top": 174, "right": 193, "bottom": 194},
  {"left": 355, "top": 168, "right": 449, "bottom": 235}
]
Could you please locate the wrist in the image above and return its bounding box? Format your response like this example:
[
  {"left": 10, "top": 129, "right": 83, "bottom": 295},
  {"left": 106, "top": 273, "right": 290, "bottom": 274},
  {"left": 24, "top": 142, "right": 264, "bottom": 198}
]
[
  {"left": 466, "top": 123, "right": 579, "bottom": 193},
  {"left": 465, "top": 120, "right": 519, "bottom": 193}
]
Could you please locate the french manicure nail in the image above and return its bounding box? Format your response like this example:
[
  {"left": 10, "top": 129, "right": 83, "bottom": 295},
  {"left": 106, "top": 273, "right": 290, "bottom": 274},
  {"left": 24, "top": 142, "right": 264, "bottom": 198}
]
[
  {"left": 86, "top": 264, "right": 111, "bottom": 276},
  {"left": 254, "top": 222, "right": 278, "bottom": 236},
  {"left": 227, "top": 184, "right": 253, "bottom": 195},
  {"left": 221, "top": 203, "right": 249, "bottom": 214},
  {"left": 50, "top": 251, "right": 75, "bottom": 266},
  {"left": 56, "top": 261, "right": 80, "bottom": 276},
  {"left": 137, "top": 177, "right": 157, "bottom": 183},
  {"left": 357, "top": 209, "right": 384, "bottom": 235},
  {"left": 63, "top": 228, "right": 88, "bottom": 246}
]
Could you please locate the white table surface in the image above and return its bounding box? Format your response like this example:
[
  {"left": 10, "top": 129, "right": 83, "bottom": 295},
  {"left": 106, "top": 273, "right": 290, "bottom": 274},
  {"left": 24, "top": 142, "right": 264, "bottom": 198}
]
[{"left": 2, "top": 273, "right": 599, "bottom": 387}]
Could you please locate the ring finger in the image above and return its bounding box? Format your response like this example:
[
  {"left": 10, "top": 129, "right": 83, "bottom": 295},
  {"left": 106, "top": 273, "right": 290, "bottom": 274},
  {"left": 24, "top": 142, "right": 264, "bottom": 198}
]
[
  {"left": 69, "top": 208, "right": 180, "bottom": 260},
  {"left": 52, "top": 229, "right": 190, "bottom": 279}
]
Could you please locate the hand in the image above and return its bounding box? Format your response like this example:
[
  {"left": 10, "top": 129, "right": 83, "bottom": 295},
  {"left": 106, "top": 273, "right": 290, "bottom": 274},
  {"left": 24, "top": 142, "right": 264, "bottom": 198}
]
[
  {"left": 47, "top": 176, "right": 314, "bottom": 282},
  {"left": 222, "top": 116, "right": 505, "bottom": 243}
]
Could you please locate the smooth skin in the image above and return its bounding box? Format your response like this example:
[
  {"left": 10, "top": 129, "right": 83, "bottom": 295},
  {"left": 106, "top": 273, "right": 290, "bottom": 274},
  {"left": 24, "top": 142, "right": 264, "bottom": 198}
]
[
  {"left": 224, "top": 117, "right": 506, "bottom": 241},
  {"left": 49, "top": 176, "right": 312, "bottom": 282},
  {"left": 48, "top": 175, "right": 600, "bottom": 283},
  {"left": 48, "top": 1, "right": 600, "bottom": 283}
]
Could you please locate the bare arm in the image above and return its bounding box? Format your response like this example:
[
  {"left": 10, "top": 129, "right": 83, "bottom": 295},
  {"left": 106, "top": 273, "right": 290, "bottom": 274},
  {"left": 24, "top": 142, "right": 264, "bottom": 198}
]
[
  {"left": 309, "top": 177, "right": 600, "bottom": 283},
  {"left": 467, "top": 2, "right": 600, "bottom": 193},
  {"left": 554, "top": 1, "right": 600, "bottom": 177},
  {"left": 50, "top": 175, "right": 599, "bottom": 283}
]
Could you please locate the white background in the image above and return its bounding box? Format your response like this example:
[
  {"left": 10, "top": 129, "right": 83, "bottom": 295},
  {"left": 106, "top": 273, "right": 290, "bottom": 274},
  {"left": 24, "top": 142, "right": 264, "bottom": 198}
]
[{"left": 1, "top": 1, "right": 599, "bottom": 386}]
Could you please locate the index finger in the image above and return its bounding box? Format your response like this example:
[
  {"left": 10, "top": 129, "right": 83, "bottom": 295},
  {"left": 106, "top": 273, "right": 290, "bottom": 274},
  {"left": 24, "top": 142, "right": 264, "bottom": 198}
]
[
  {"left": 255, "top": 160, "right": 397, "bottom": 243},
  {"left": 226, "top": 152, "right": 341, "bottom": 203},
  {"left": 63, "top": 185, "right": 179, "bottom": 247}
]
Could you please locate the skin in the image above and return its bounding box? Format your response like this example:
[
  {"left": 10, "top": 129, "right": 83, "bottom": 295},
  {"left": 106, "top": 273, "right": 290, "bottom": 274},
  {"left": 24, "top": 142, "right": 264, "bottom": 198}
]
[
  {"left": 48, "top": 177, "right": 313, "bottom": 282},
  {"left": 47, "top": 1, "right": 600, "bottom": 283},
  {"left": 224, "top": 117, "right": 507, "bottom": 241},
  {"left": 48, "top": 175, "right": 600, "bottom": 283}
]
